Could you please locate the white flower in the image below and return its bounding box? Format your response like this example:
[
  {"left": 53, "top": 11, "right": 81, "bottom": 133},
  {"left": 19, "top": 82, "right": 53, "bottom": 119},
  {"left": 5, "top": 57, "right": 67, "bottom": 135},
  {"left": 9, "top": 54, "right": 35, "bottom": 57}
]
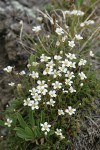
[
  {"left": 27, "top": 64, "right": 31, "bottom": 68},
  {"left": 80, "top": 83, "right": 83, "bottom": 87},
  {"left": 63, "top": 90, "right": 68, "bottom": 93},
  {"left": 29, "top": 88, "right": 37, "bottom": 96},
  {"left": 65, "top": 53, "right": 76, "bottom": 60},
  {"left": 46, "top": 60, "right": 55, "bottom": 68},
  {"left": 65, "top": 71, "right": 75, "bottom": 79},
  {"left": 56, "top": 41, "right": 60, "bottom": 46},
  {"left": 69, "top": 86, "right": 76, "bottom": 93},
  {"left": 40, "top": 54, "right": 51, "bottom": 62},
  {"left": 52, "top": 70, "right": 61, "bottom": 78},
  {"left": 68, "top": 41, "right": 75, "bottom": 48},
  {"left": 29, "top": 71, "right": 39, "bottom": 79},
  {"left": 64, "top": 10, "right": 71, "bottom": 15},
  {"left": 90, "top": 51, "right": 94, "bottom": 57},
  {"left": 75, "top": 34, "right": 83, "bottom": 40},
  {"left": 62, "top": 36, "right": 67, "bottom": 42},
  {"left": 65, "top": 106, "right": 76, "bottom": 115},
  {"left": 62, "top": 59, "right": 71, "bottom": 67},
  {"left": 58, "top": 109, "right": 65, "bottom": 115},
  {"left": 5, "top": 118, "right": 12, "bottom": 127},
  {"left": 23, "top": 98, "right": 31, "bottom": 106},
  {"left": 37, "top": 80, "right": 48, "bottom": 88},
  {"left": 43, "top": 67, "right": 53, "bottom": 75},
  {"left": 71, "top": 10, "right": 84, "bottom": 16},
  {"left": 38, "top": 87, "right": 48, "bottom": 95},
  {"left": 79, "top": 72, "right": 87, "bottom": 80},
  {"left": 3, "top": 66, "right": 14, "bottom": 73},
  {"left": 19, "top": 70, "right": 26, "bottom": 75},
  {"left": 69, "top": 62, "right": 76, "bottom": 68},
  {"left": 78, "top": 59, "right": 87, "bottom": 66},
  {"left": 55, "top": 129, "right": 62, "bottom": 136},
  {"left": 80, "top": 22, "right": 85, "bottom": 27},
  {"left": 52, "top": 81, "right": 62, "bottom": 90},
  {"left": 59, "top": 65, "right": 67, "bottom": 73},
  {"left": 32, "top": 93, "right": 41, "bottom": 101},
  {"left": 60, "top": 134, "right": 65, "bottom": 140},
  {"left": 8, "top": 82, "right": 15, "bottom": 87},
  {"left": 32, "top": 62, "right": 39, "bottom": 66},
  {"left": 29, "top": 101, "right": 39, "bottom": 110},
  {"left": 49, "top": 90, "right": 57, "bottom": 97},
  {"left": 85, "top": 20, "right": 95, "bottom": 25},
  {"left": 55, "top": 27, "right": 64, "bottom": 35},
  {"left": 32, "top": 26, "right": 41, "bottom": 33},
  {"left": 65, "top": 79, "right": 73, "bottom": 86},
  {"left": 40, "top": 122, "right": 51, "bottom": 135},
  {"left": 46, "top": 99, "right": 55, "bottom": 107},
  {"left": 80, "top": 20, "right": 95, "bottom": 27},
  {"left": 54, "top": 55, "right": 62, "bottom": 60}
]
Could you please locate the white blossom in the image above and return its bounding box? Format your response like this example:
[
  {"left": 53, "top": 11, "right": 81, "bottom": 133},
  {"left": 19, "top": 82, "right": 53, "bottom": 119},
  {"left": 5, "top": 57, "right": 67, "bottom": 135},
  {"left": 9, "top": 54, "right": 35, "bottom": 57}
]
[
  {"left": 32, "top": 62, "right": 39, "bottom": 66},
  {"left": 43, "top": 67, "right": 53, "bottom": 75},
  {"left": 58, "top": 109, "right": 65, "bottom": 115},
  {"left": 52, "top": 70, "right": 61, "bottom": 78},
  {"left": 55, "top": 27, "right": 64, "bottom": 35},
  {"left": 49, "top": 90, "right": 57, "bottom": 98},
  {"left": 58, "top": 65, "right": 67, "bottom": 73},
  {"left": 19, "top": 70, "right": 26, "bottom": 75},
  {"left": 3, "top": 66, "right": 14, "bottom": 73},
  {"left": 65, "top": 106, "right": 76, "bottom": 115},
  {"left": 65, "top": 79, "right": 73, "bottom": 86},
  {"left": 37, "top": 80, "right": 48, "bottom": 88},
  {"left": 29, "top": 71, "right": 39, "bottom": 79},
  {"left": 65, "top": 53, "right": 76, "bottom": 60},
  {"left": 90, "top": 51, "right": 94, "bottom": 57},
  {"left": 5, "top": 118, "right": 12, "bottom": 127},
  {"left": 75, "top": 34, "right": 83, "bottom": 40},
  {"left": 55, "top": 129, "right": 62, "bottom": 136},
  {"left": 40, "top": 122, "right": 51, "bottom": 135},
  {"left": 68, "top": 41, "right": 75, "bottom": 48},
  {"left": 54, "top": 55, "right": 62, "bottom": 60},
  {"left": 8, "top": 82, "right": 15, "bottom": 87},
  {"left": 69, "top": 86, "right": 76, "bottom": 93},
  {"left": 65, "top": 71, "right": 75, "bottom": 79},
  {"left": 80, "top": 83, "right": 83, "bottom": 87},
  {"left": 23, "top": 98, "right": 31, "bottom": 106},
  {"left": 32, "top": 26, "right": 41, "bottom": 33},
  {"left": 78, "top": 59, "right": 87, "bottom": 66},
  {"left": 52, "top": 81, "right": 62, "bottom": 89},
  {"left": 46, "top": 60, "right": 55, "bottom": 68},
  {"left": 29, "top": 101, "right": 39, "bottom": 110},
  {"left": 40, "top": 54, "right": 51, "bottom": 62},
  {"left": 79, "top": 72, "right": 87, "bottom": 80},
  {"left": 32, "top": 93, "right": 41, "bottom": 101},
  {"left": 29, "top": 88, "right": 37, "bottom": 96},
  {"left": 62, "top": 36, "right": 67, "bottom": 42},
  {"left": 71, "top": 10, "right": 84, "bottom": 16},
  {"left": 56, "top": 41, "right": 60, "bottom": 46},
  {"left": 46, "top": 99, "right": 55, "bottom": 107}
]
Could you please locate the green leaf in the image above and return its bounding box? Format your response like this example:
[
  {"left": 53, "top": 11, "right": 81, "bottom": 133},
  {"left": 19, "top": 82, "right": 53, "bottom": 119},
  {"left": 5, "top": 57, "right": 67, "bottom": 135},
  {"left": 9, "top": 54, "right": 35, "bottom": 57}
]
[
  {"left": 14, "top": 127, "right": 34, "bottom": 140},
  {"left": 76, "top": 0, "right": 84, "bottom": 6},
  {"left": 25, "top": 127, "right": 34, "bottom": 138},
  {"left": 17, "top": 113, "right": 27, "bottom": 128},
  {"left": 28, "top": 54, "right": 36, "bottom": 64},
  {"left": 0, "top": 120, "right": 4, "bottom": 126},
  {"left": 29, "top": 110, "right": 35, "bottom": 126},
  {"left": 40, "top": 111, "right": 45, "bottom": 122}
]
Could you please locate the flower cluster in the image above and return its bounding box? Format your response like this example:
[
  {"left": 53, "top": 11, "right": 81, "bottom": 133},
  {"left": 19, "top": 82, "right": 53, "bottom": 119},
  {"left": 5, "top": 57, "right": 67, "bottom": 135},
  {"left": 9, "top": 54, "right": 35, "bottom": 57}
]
[{"left": 64, "top": 10, "right": 84, "bottom": 16}]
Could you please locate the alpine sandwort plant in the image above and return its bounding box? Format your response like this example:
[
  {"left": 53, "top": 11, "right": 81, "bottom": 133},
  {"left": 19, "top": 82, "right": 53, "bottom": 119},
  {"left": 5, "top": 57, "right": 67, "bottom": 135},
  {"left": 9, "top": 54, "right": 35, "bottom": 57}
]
[{"left": 0, "top": 3, "right": 100, "bottom": 150}]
